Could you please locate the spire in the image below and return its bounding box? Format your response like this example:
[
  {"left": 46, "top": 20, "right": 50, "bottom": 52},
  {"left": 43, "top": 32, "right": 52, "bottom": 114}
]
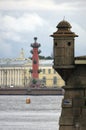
[
  {"left": 19, "top": 48, "right": 25, "bottom": 60},
  {"left": 63, "top": 16, "right": 65, "bottom": 21}
]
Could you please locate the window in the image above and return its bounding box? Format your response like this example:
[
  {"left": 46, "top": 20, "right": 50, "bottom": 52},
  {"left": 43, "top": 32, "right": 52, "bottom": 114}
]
[
  {"left": 43, "top": 69, "right": 45, "bottom": 74},
  {"left": 67, "top": 42, "right": 71, "bottom": 46},
  {"left": 54, "top": 70, "right": 57, "bottom": 74},
  {"left": 43, "top": 77, "right": 46, "bottom": 85},
  {"left": 53, "top": 76, "right": 57, "bottom": 85},
  {"left": 55, "top": 42, "right": 58, "bottom": 46},
  {"left": 48, "top": 69, "right": 51, "bottom": 74}
]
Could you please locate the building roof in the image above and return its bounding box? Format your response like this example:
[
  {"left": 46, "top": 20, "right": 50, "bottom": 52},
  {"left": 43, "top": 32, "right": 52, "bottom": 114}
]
[
  {"left": 0, "top": 58, "right": 31, "bottom": 67},
  {"left": 0, "top": 58, "right": 53, "bottom": 67},
  {"left": 75, "top": 56, "right": 86, "bottom": 60},
  {"left": 0, "top": 56, "right": 86, "bottom": 67},
  {"left": 39, "top": 60, "right": 53, "bottom": 66},
  {"left": 51, "top": 20, "right": 78, "bottom": 37},
  {"left": 75, "top": 56, "right": 86, "bottom": 64},
  {"left": 57, "top": 20, "right": 72, "bottom": 29}
]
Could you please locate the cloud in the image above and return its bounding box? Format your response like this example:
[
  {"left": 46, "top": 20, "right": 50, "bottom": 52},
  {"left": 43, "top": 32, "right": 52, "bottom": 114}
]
[
  {"left": 0, "top": 0, "right": 81, "bottom": 11},
  {"left": 0, "top": 0, "right": 86, "bottom": 58},
  {"left": 0, "top": 13, "right": 47, "bottom": 43},
  {"left": 52, "top": 0, "right": 86, "bottom": 9},
  {"left": 0, "top": 12, "right": 51, "bottom": 57},
  {"left": 0, "top": 13, "right": 46, "bottom": 33},
  {"left": 71, "top": 22, "right": 86, "bottom": 56},
  {"left": 0, "top": 39, "right": 12, "bottom": 57}
]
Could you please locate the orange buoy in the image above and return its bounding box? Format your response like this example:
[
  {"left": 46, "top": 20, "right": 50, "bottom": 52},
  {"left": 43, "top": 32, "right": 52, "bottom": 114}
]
[{"left": 26, "top": 98, "right": 31, "bottom": 104}]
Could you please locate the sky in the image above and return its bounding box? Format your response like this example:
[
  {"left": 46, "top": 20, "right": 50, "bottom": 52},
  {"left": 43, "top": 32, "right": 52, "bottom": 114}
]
[{"left": 0, "top": 0, "right": 86, "bottom": 58}]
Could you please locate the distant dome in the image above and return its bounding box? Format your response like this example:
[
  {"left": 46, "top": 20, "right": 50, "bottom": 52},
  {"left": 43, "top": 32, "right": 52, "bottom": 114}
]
[{"left": 57, "top": 20, "right": 72, "bottom": 29}]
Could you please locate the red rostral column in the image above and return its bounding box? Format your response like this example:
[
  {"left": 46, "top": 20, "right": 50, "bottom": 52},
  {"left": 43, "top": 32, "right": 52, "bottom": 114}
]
[{"left": 30, "top": 37, "right": 41, "bottom": 79}]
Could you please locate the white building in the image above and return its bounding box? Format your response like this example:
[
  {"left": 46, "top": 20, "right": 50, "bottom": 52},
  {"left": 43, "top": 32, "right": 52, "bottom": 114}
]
[{"left": 0, "top": 49, "right": 65, "bottom": 88}]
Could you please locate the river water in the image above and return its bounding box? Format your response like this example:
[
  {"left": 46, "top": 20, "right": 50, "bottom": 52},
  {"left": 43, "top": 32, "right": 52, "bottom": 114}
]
[{"left": 0, "top": 95, "right": 63, "bottom": 130}]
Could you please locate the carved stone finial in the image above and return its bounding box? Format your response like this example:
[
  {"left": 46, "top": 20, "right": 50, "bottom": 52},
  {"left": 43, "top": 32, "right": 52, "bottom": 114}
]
[{"left": 34, "top": 37, "right": 37, "bottom": 43}]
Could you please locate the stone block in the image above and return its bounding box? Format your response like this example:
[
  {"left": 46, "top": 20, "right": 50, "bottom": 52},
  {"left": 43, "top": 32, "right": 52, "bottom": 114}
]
[
  {"left": 61, "top": 108, "right": 73, "bottom": 116},
  {"left": 82, "top": 108, "right": 86, "bottom": 116},
  {"left": 80, "top": 127, "right": 86, "bottom": 130},
  {"left": 59, "top": 126, "right": 74, "bottom": 130},
  {"left": 65, "top": 90, "right": 84, "bottom": 98},
  {"left": 59, "top": 117, "right": 74, "bottom": 125},
  {"left": 85, "top": 89, "right": 86, "bottom": 96},
  {"left": 80, "top": 117, "right": 86, "bottom": 126},
  {"left": 73, "top": 98, "right": 84, "bottom": 107},
  {"left": 73, "top": 108, "right": 82, "bottom": 116}
]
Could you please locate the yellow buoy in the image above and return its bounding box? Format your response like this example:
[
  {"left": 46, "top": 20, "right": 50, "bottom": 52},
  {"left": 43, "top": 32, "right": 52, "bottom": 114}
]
[{"left": 26, "top": 98, "right": 31, "bottom": 104}]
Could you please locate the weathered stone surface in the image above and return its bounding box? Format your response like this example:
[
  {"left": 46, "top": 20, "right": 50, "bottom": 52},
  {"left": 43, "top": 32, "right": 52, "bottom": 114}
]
[
  {"left": 64, "top": 90, "right": 84, "bottom": 98},
  {"left": 59, "top": 126, "right": 74, "bottom": 130},
  {"left": 59, "top": 117, "right": 74, "bottom": 125},
  {"left": 61, "top": 108, "right": 73, "bottom": 116},
  {"left": 51, "top": 20, "right": 86, "bottom": 130}
]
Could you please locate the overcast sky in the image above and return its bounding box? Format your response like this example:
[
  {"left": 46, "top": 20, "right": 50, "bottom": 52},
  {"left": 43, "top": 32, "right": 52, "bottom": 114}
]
[{"left": 0, "top": 0, "right": 86, "bottom": 58}]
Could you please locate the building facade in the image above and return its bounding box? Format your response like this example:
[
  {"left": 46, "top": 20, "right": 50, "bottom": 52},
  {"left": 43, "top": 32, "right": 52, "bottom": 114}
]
[{"left": 0, "top": 54, "right": 65, "bottom": 88}]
